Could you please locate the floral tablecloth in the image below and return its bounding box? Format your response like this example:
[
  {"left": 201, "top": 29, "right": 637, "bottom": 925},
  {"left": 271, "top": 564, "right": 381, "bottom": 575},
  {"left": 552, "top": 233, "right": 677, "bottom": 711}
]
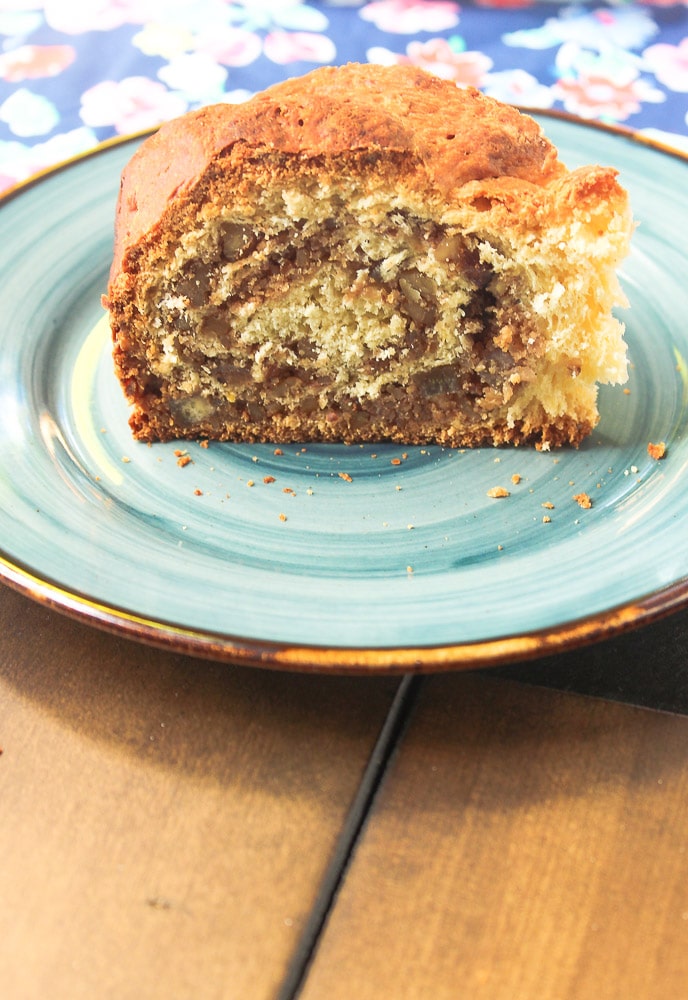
[{"left": 0, "top": 1, "right": 687, "bottom": 194}]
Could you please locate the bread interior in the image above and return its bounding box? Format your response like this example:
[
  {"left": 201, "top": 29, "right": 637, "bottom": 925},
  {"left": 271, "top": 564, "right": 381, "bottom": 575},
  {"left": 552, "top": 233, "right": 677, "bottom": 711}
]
[{"left": 116, "top": 152, "right": 630, "bottom": 447}]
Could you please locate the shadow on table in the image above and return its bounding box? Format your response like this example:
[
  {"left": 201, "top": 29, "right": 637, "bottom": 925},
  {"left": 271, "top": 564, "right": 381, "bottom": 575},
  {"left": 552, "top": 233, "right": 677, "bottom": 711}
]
[
  {"left": 0, "top": 584, "right": 399, "bottom": 789},
  {"left": 2, "top": 579, "right": 687, "bottom": 792},
  {"left": 488, "top": 604, "right": 688, "bottom": 714}
]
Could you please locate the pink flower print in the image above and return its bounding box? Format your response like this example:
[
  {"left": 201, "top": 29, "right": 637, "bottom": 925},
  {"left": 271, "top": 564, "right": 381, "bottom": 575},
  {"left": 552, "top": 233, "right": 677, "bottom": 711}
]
[
  {"left": 474, "top": 0, "right": 533, "bottom": 7},
  {"left": 158, "top": 53, "right": 228, "bottom": 104},
  {"left": 484, "top": 69, "right": 554, "bottom": 109},
  {"left": 643, "top": 39, "right": 688, "bottom": 93},
  {"left": 403, "top": 38, "right": 492, "bottom": 85},
  {"left": 263, "top": 31, "right": 336, "bottom": 66},
  {"left": 360, "top": 0, "right": 460, "bottom": 35},
  {"left": 79, "top": 77, "right": 188, "bottom": 135},
  {"left": 554, "top": 71, "right": 664, "bottom": 122},
  {"left": 194, "top": 26, "right": 263, "bottom": 68},
  {"left": 43, "top": 0, "right": 158, "bottom": 34},
  {"left": 0, "top": 44, "right": 76, "bottom": 82}
]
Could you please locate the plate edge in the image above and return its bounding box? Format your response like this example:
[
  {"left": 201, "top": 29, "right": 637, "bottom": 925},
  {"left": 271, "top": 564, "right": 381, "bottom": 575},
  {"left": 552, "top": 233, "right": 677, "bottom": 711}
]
[{"left": 2, "top": 553, "right": 687, "bottom": 675}]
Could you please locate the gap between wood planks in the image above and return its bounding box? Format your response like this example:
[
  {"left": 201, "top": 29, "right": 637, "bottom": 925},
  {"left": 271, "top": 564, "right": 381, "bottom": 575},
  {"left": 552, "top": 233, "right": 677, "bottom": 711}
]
[{"left": 276, "top": 673, "right": 422, "bottom": 1000}]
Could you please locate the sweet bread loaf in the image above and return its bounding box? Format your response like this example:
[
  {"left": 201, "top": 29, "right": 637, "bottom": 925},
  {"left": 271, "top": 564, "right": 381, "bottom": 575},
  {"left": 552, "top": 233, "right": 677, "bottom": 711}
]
[{"left": 104, "top": 63, "right": 633, "bottom": 448}]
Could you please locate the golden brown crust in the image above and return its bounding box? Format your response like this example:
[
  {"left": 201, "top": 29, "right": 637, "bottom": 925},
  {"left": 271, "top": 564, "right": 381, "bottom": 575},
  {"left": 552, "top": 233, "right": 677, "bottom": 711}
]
[{"left": 108, "top": 63, "right": 564, "bottom": 286}]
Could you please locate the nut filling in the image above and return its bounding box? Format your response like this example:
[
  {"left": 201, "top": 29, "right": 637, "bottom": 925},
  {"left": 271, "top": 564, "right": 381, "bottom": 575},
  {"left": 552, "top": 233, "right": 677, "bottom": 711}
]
[{"left": 128, "top": 210, "right": 547, "bottom": 444}]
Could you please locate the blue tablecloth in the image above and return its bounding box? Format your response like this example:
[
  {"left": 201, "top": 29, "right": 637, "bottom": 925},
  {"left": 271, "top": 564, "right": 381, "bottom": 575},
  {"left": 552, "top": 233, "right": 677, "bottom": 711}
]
[{"left": 1, "top": 1, "right": 687, "bottom": 194}]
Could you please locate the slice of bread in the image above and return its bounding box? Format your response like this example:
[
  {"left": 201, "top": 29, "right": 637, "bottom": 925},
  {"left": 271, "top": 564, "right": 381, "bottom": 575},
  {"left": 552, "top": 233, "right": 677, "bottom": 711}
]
[{"left": 104, "top": 63, "right": 633, "bottom": 448}]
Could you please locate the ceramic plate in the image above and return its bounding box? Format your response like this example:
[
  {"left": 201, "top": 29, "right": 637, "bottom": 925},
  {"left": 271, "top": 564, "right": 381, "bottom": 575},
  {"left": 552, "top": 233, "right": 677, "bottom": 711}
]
[{"left": 1, "top": 115, "right": 687, "bottom": 672}]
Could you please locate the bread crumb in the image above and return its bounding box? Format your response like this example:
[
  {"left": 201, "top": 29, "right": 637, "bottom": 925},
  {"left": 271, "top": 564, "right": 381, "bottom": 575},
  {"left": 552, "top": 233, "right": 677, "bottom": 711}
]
[
  {"left": 542, "top": 515, "right": 551, "bottom": 523},
  {"left": 194, "top": 489, "right": 203, "bottom": 496},
  {"left": 246, "top": 479, "right": 255, "bottom": 487},
  {"left": 647, "top": 441, "right": 666, "bottom": 460},
  {"left": 487, "top": 486, "right": 510, "bottom": 498},
  {"left": 511, "top": 474, "right": 521, "bottom": 485},
  {"left": 573, "top": 492, "right": 592, "bottom": 509},
  {"left": 542, "top": 501, "right": 555, "bottom": 509},
  {"left": 338, "top": 472, "right": 353, "bottom": 482},
  {"left": 274, "top": 448, "right": 283, "bottom": 456},
  {"left": 391, "top": 458, "right": 402, "bottom": 466},
  {"left": 279, "top": 512, "right": 287, "bottom": 522},
  {"left": 263, "top": 475, "right": 276, "bottom": 484}
]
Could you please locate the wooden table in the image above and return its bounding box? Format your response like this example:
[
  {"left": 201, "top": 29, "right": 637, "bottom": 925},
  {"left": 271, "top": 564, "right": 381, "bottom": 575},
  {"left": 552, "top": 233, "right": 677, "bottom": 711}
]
[{"left": 2, "top": 581, "right": 688, "bottom": 1000}]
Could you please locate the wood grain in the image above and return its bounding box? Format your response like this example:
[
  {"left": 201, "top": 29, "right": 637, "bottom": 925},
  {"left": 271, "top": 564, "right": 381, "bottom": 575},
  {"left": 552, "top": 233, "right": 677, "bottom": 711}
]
[
  {"left": 301, "top": 672, "right": 688, "bottom": 1000},
  {"left": 0, "top": 586, "right": 399, "bottom": 1000}
]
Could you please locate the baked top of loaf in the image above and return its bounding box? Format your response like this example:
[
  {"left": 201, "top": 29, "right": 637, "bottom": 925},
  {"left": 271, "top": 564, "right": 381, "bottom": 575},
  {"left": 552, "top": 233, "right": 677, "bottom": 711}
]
[
  {"left": 109, "top": 64, "right": 564, "bottom": 284},
  {"left": 105, "top": 63, "right": 632, "bottom": 449}
]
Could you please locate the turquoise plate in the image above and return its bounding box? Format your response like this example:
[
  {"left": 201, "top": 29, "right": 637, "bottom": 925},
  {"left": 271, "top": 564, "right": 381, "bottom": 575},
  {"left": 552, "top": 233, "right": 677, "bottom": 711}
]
[{"left": 1, "top": 115, "right": 687, "bottom": 673}]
